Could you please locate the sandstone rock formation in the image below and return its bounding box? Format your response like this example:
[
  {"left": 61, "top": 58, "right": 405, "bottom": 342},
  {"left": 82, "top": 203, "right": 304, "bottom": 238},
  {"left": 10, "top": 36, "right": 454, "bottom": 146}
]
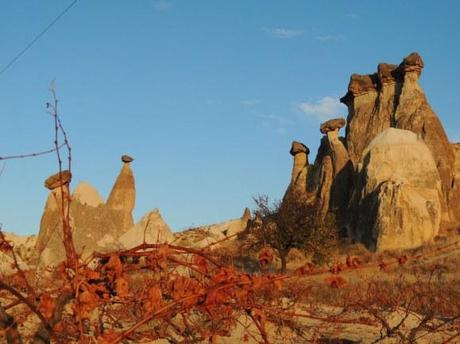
[
  {"left": 174, "top": 208, "right": 251, "bottom": 248},
  {"left": 106, "top": 156, "right": 136, "bottom": 229},
  {"left": 72, "top": 181, "right": 104, "bottom": 207},
  {"left": 320, "top": 118, "right": 352, "bottom": 223},
  {"left": 341, "top": 52, "right": 458, "bottom": 228},
  {"left": 349, "top": 128, "right": 442, "bottom": 251},
  {"left": 119, "top": 209, "right": 175, "bottom": 249},
  {"left": 44, "top": 170, "right": 71, "bottom": 190},
  {"left": 36, "top": 156, "right": 139, "bottom": 266},
  {"left": 283, "top": 52, "right": 460, "bottom": 251},
  {"left": 35, "top": 184, "right": 71, "bottom": 257},
  {"left": 316, "top": 155, "right": 333, "bottom": 220},
  {"left": 286, "top": 141, "right": 309, "bottom": 199},
  {"left": 283, "top": 120, "right": 350, "bottom": 227},
  {"left": 1, "top": 232, "right": 37, "bottom": 273},
  {"left": 37, "top": 190, "right": 128, "bottom": 266}
]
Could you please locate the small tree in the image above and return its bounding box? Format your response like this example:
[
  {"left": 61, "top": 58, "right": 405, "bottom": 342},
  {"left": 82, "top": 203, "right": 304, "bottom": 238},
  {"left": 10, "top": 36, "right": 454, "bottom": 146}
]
[{"left": 244, "top": 192, "right": 337, "bottom": 273}]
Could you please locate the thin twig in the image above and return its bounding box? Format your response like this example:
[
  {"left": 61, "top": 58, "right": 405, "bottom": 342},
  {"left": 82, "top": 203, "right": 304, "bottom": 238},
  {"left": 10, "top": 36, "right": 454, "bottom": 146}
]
[{"left": 0, "top": 144, "right": 65, "bottom": 161}]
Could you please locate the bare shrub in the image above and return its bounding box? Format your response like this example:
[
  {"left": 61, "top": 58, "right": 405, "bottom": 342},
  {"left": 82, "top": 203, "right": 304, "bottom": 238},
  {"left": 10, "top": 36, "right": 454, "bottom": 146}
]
[{"left": 240, "top": 193, "right": 338, "bottom": 272}]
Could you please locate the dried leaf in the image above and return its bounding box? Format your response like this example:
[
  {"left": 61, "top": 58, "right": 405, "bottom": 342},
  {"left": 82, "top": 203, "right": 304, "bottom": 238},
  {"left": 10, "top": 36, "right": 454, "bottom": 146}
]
[
  {"left": 105, "top": 254, "right": 123, "bottom": 276},
  {"left": 115, "top": 275, "right": 129, "bottom": 298},
  {"left": 38, "top": 294, "right": 55, "bottom": 320},
  {"left": 143, "top": 285, "right": 164, "bottom": 313},
  {"left": 78, "top": 285, "right": 99, "bottom": 318},
  {"left": 193, "top": 255, "right": 208, "bottom": 274}
]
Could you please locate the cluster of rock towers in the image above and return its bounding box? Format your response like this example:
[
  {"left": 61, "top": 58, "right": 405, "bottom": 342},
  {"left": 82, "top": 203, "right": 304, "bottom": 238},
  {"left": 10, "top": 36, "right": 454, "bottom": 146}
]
[
  {"left": 36, "top": 155, "right": 174, "bottom": 266},
  {"left": 284, "top": 52, "right": 460, "bottom": 251}
]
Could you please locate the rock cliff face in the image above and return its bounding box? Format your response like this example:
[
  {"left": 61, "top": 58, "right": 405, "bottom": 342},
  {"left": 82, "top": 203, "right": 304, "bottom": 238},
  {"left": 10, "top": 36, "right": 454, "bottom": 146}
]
[{"left": 284, "top": 52, "right": 460, "bottom": 251}]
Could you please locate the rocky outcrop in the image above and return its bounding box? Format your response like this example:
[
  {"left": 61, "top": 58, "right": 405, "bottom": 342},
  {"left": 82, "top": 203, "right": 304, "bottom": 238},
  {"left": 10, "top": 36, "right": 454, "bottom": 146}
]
[
  {"left": 320, "top": 118, "right": 352, "bottom": 224},
  {"left": 316, "top": 155, "right": 333, "bottom": 219},
  {"left": 286, "top": 119, "right": 351, "bottom": 225},
  {"left": 283, "top": 52, "right": 460, "bottom": 251},
  {"left": 1, "top": 232, "right": 37, "bottom": 271},
  {"left": 36, "top": 156, "right": 138, "bottom": 266},
  {"left": 349, "top": 128, "right": 441, "bottom": 251},
  {"left": 44, "top": 170, "right": 72, "bottom": 190},
  {"left": 73, "top": 182, "right": 104, "bottom": 207},
  {"left": 285, "top": 141, "right": 309, "bottom": 200},
  {"left": 37, "top": 193, "right": 128, "bottom": 266},
  {"left": 241, "top": 207, "right": 251, "bottom": 223},
  {"left": 452, "top": 143, "right": 460, "bottom": 175},
  {"left": 341, "top": 52, "right": 457, "bottom": 228},
  {"left": 174, "top": 208, "right": 251, "bottom": 248},
  {"left": 106, "top": 156, "right": 136, "bottom": 229},
  {"left": 36, "top": 183, "right": 71, "bottom": 256},
  {"left": 118, "top": 209, "right": 174, "bottom": 249}
]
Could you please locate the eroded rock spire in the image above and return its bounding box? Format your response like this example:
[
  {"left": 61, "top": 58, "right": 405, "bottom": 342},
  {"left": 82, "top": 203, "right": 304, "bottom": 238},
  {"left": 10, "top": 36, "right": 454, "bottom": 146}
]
[{"left": 107, "top": 155, "right": 136, "bottom": 229}]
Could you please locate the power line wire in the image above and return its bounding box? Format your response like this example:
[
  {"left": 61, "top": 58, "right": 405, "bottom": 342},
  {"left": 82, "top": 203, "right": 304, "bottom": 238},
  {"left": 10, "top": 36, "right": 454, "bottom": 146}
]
[{"left": 0, "top": 0, "right": 79, "bottom": 77}]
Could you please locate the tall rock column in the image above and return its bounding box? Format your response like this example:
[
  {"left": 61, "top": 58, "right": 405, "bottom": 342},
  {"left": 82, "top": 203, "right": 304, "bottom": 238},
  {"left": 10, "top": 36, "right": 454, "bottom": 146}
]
[
  {"left": 285, "top": 141, "right": 309, "bottom": 200},
  {"left": 36, "top": 170, "right": 72, "bottom": 256},
  {"left": 106, "top": 155, "right": 136, "bottom": 230},
  {"left": 320, "top": 118, "right": 350, "bottom": 176},
  {"left": 320, "top": 118, "right": 352, "bottom": 227}
]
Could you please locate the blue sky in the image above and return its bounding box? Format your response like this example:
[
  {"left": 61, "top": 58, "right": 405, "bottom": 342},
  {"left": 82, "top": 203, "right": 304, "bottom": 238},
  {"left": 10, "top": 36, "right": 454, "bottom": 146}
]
[{"left": 1, "top": 1, "right": 460, "bottom": 235}]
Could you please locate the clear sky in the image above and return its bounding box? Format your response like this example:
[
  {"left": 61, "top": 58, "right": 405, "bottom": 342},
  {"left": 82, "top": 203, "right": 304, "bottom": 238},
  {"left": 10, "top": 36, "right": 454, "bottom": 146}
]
[{"left": 1, "top": 1, "right": 460, "bottom": 235}]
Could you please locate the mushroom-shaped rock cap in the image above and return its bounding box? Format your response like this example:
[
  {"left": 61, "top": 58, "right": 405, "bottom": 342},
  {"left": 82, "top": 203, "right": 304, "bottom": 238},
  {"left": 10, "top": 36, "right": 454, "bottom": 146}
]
[
  {"left": 402, "top": 52, "right": 424, "bottom": 72},
  {"left": 121, "top": 155, "right": 134, "bottom": 163},
  {"left": 290, "top": 141, "right": 309, "bottom": 156},
  {"left": 320, "top": 118, "right": 346, "bottom": 134},
  {"left": 44, "top": 170, "right": 72, "bottom": 190}
]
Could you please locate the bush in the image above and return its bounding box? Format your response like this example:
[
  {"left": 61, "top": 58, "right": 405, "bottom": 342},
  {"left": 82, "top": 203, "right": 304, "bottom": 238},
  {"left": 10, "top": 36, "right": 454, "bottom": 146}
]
[{"left": 241, "top": 192, "right": 338, "bottom": 272}]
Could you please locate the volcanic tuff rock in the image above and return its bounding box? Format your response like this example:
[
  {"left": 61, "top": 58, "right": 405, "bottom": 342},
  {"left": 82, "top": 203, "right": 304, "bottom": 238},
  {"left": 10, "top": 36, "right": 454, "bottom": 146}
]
[
  {"left": 341, "top": 52, "right": 458, "bottom": 228},
  {"left": 349, "top": 128, "right": 442, "bottom": 251},
  {"left": 321, "top": 118, "right": 352, "bottom": 222},
  {"left": 316, "top": 155, "right": 333, "bottom": 220},
  {"left": 174, "top": 208, "right": 251, "bottom": 249},
  {"left": 2, "top": 232, "right": 37, "bottom": 267},
  {"left": 285, "top": 141, "right": 310, "bottom": 200},
  {"left": 283, "top": 52, "right": 460, "bottom": 251},
  {"left": 36, "top": 157, "right": 138, "bottom": 266},
  {"left": 320, "top": 118, "right": 346, "bottom": 134},
  {"left": 119, "top": 209, "right": 175, "bottom": 249},
  {"left": 284, "top": 119, "right": 351, "bottom": 227},
  {"left": 37, "top": 182, "right": 127, "bottom": 266},
  {"left": 72, "top": 181, "right": 104, "bottom": 207},
  {"left": 44, "top": 170, "right": 72, "bottom": 190},
  {"left": 106, "top": 159, "right": 136, "bottom": 229},
  {"left": 121, "top": 154, "right": 134, "bottom": 163}
]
